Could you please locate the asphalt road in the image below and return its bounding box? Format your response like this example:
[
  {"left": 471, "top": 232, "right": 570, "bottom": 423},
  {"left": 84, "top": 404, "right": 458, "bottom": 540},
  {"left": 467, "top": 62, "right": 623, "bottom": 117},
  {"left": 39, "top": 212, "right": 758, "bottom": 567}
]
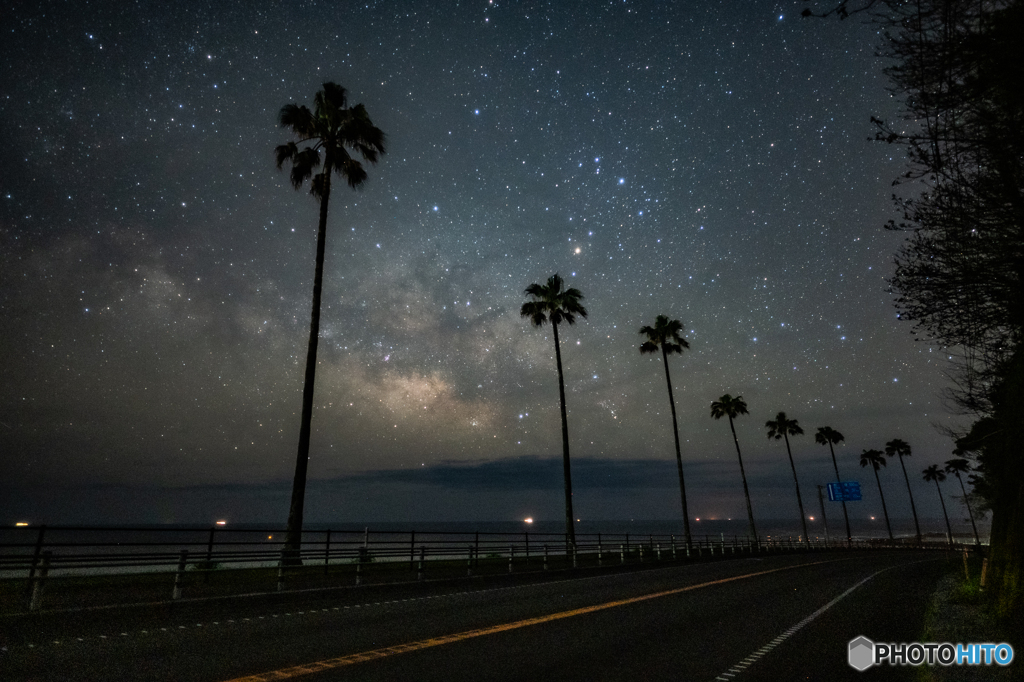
[{"left": 1, "top": 550, "right": 950, "bottom": 681}]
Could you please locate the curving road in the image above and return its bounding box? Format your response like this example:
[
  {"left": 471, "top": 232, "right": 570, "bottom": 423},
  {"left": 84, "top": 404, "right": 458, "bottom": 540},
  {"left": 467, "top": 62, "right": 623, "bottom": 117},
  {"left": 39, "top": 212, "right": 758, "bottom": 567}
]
[{"left": 1, "top": 550, "right": 948, "bottom": 681}]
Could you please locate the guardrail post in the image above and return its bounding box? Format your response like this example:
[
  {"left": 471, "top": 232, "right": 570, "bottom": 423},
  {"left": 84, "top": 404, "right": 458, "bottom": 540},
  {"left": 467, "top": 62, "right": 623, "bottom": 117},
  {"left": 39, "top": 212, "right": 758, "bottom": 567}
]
[
  {"left": 657, "top": 543, "right": 662, "bottom": 561},
  {"left": 277, "top": 550, "right": 286, "bottom": 592},
  {"left": 417, "top": 546, "right": 425, "bottom": 582},
  {"left": 620, "top": 544, "right": 625, "bottom": 564},
  {"left": 474, "top": 532, "right": 480, "bottom": 568},
  {"left": 467, "top": 546, "right": 474, "bottom": 577},
  {"left": 409, "top": 531, "right": 416, "bottom": 571},
  {"left": 543, "top": 544, "right": 549, "bottom": 570},
  {"left": 172, "top": 549, "right": 188, "bottom": 600},
  {"left": 324, "top": 530, "right": 332, "bottom": 573},
  {"left": 25, "top": 524, "right": 46, "bottom": 599},
  {"left": 508, "top": 545, "right": 514, "bottom": 573},
  {"left": 29, "top": 551, "right": 51, "bottom": 611},
  {"left": 598, "top": 534, "right": 603, "bottom": 566},
  {"left": 671, "top": 535, "right": 677, "bottom": 561},
  {"left": 572, "top": 544, "right": 578, "bottom": 569},
  {"left": 525, "top": 532, "right": 530, "bottom": 561},
  {"left": 205, "top": 526, "right": 216, "bottom": 583},
  {"left": 355, "top": 550, "right": 363, "bottom": 586},
  {"left": 639, "top": 544, "right": 644, "bottom": 563}
]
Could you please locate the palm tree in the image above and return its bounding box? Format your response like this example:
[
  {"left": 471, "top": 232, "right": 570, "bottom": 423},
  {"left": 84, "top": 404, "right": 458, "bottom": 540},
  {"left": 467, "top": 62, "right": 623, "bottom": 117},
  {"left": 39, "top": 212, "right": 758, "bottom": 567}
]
[
  {"left": 710, "top": 394, "right": 757, "bottom": 541},
  {"left": 766, "top": 412, "right": 808, "bottom": 542},
  {"left": 275, "top": 83, "right": 386, "bottom": 559},
  {"left": 922, "top": 465, "right": 953, "bottom": 546},
  {"left": 521, "top": 274, "right": 588, "bottom": 547},
  {"left": 815, "top": 426, "right": 852, "bottom": 544},
  {"left": 885, "top": 438, "right": 922, "bottom": 542},
  {"left": 860, "top": 448, "right": 893, "bottom": 540},
  {"left": 944, "top": 458, "right": 981, "bottom": 546},
  {"left": 640, "top": 315, "right": 692, "bottom": 547}
]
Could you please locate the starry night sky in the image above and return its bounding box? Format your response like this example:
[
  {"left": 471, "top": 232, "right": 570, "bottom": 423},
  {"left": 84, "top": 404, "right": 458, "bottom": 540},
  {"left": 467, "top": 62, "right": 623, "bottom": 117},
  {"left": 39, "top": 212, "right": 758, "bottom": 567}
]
[{"left": 1, "top": 1, "right": 968, "bottom": 529}]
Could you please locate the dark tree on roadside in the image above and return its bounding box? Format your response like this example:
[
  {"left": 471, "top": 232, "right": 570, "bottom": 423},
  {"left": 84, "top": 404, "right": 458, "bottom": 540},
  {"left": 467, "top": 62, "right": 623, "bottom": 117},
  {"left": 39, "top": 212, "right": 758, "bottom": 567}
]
[
  {"left": 945, "top": 457, "right": 981, "bottom": 546},
  {"left": 815, "top": 426, "right": 852, "bottom": 543},
  {"left": 275, "top": 83, "right": 386, "bottom": 560},
  {"left": 711, "top": 394, "right": 757, "bottom": 541},
  {"left": 521, "top": 274, "right": 588, "bottom": 547},
  {"left": 860, "top": 449, "right": 893, "bottom": 540},
  {"left": 640, "top": 315, "right": 693, "bottom": 547},
  {"left": 923, "top": 465, "right": 954, "bottom": 546},
  {"left": 805, "top": 0, "right": 1024, "bottom": 617},
  {"left": 885, "top": 439, "right": 921, "bottom": 542},
  {"left": 766, "top": 412, "right": 808, "bottom": 543}
]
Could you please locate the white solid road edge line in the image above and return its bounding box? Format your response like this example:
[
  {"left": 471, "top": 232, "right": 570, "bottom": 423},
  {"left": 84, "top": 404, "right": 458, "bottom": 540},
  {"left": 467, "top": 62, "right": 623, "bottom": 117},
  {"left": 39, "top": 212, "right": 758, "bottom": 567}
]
[{"left": 711, "top": 558, "right": 939, "bottom": 681}]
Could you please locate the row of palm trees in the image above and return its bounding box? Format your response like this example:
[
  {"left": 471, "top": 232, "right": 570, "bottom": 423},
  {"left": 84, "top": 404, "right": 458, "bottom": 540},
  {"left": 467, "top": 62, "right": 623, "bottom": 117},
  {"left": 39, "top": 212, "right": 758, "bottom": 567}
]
[
  {"left": 863, "top": 451, "right": 981, "bottom": 545},
  {"left": 521, "top": 273, "right": 981, "bottom": 548},
  {"left": 271, "top": 83, "right": 979, "bottom": 554}
]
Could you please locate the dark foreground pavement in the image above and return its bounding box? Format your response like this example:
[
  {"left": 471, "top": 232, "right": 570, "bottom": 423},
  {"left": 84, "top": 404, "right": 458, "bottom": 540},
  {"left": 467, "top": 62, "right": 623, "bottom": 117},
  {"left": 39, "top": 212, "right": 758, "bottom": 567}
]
[{"left": 0, "top": 550, "right": 959, "bottom": 681}]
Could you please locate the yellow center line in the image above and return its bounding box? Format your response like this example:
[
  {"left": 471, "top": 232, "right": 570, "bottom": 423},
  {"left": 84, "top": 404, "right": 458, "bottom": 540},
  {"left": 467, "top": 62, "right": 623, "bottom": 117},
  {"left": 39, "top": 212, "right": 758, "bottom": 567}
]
[{"left": 224, "top": 559, "right": 835, "bottom": 682}]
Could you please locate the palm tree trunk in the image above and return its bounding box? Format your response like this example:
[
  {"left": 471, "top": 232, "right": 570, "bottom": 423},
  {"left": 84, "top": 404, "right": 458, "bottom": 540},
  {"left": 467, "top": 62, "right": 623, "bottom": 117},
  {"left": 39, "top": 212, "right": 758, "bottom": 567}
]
[
  {"left": 661, "top": 346, "right": 691, "bottom": 547},
  {"left": 873, "top": 467, "right": 894, "bottom": 540},
  {"left": 935, "top": 479, "right": 953, "bottom": 547},
  {"left": 551, "top": 321, "right": 575, "bottom": 548},
  {"left": 284, "top": 162, "right": 333, "bottom": 563},
  {"left": 828, "top": 442, "right": 853, "bottom": 544},
  {"left": 783, "top": 433, "right": 809, "bottom": 543},
  {"left": 728, "top": 416, "right": 757, "bottom": 541},
  {"left": 955, "top": 472, "right": 981, "bottom": 546},
  {"left": 897, "top": 453, "right": 922, "bottom": 542}
]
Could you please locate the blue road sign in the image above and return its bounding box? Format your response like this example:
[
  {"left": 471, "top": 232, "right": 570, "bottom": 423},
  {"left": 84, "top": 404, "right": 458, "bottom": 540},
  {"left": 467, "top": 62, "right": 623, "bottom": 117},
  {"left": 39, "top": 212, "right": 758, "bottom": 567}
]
[{"left": 827, "top": 481, "right": 863, "bottom": 502}]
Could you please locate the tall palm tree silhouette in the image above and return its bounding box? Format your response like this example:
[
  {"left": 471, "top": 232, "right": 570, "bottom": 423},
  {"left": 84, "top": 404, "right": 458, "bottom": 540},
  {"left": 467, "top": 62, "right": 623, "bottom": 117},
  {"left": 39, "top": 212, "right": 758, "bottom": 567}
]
[
  {"left": 944, "top": 457, "right": 980, "bottom": 546},
  {"left": 815, "top": 426, "right": 852, "bottom": 543},
  {"left": 521, "top": 274, "right": 587, "bottom": 547},
  {"left": 860, "top": 448, "right": 893, "bottom": 540},
  {"left": 275, "top": 82, "right": 386, "bottom": 559},
  {"left": 711, "top": 394, "right": 756, "bottom": 541},
  {"left": 922, "top": 465, "right": 953, "bottom": 546},
  {"left": 766, "top": 412, "right": 808, "bottom": 542},
  {"left": 640, "top": 315, "right": 692, "bottom": 547},
  {"left": 885, "top": 438, "right": 921, "bottom": 542}
]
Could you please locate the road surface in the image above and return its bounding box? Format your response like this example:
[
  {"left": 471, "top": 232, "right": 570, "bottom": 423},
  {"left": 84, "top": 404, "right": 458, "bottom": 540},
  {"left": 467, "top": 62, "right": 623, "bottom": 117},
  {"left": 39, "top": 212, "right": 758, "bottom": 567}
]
[{"left": 0, "top": 549, "right": 949, "bottom": 681}]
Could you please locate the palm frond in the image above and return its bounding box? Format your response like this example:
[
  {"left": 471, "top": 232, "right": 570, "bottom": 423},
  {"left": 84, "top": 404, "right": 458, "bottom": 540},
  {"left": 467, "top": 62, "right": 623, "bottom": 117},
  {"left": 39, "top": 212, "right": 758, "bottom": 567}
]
[
  {"left": 860, "top": 449, "right": 886, "bottom": 470},
  {"left": 319, "top": 82, "right": 348, "bottom": 110},
  {"left": 884, "top": 439, "right": 912, "bottom": 458},
  {"left": 274, "top": 142, "right": 298, "bottom": 170},
  {"left": 338, "top": 158, "right": 368, "bottom": 189},
  {"left": 639, "top": 340, "right": 659, "bottom": 354},
  {"left": 944, "top": 457, "right": 971, "bottom": 474},
  {"left": 309, "top": 172, "right": 327, "bottom": 199},
  {"left": 815, "top": 426, "right": 844, "bottom": 446},
  {"left": 279, "top": 104, "right": 316, "bottom": 136},
  {"left": 711, "top": 394, "right": 748, "bottom": 419},
  {"left": 287, "top": 147, "right": 320, "bottom": 190},
  {"left": 520, "top": 301, "right": 548, "bottom": 326}
]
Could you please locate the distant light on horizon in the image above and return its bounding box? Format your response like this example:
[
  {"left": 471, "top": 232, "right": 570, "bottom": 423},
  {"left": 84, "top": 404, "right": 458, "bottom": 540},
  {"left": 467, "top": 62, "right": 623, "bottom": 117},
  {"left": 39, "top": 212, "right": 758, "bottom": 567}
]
[
  {"left": 216, "top": 520, "right": 227, "bottom": 525},
  {"left": 15, "top": 522, "right": 29, "bottom": 527},
  {"left": 524, "top": 517, "right": 533, "bottom": 524}
]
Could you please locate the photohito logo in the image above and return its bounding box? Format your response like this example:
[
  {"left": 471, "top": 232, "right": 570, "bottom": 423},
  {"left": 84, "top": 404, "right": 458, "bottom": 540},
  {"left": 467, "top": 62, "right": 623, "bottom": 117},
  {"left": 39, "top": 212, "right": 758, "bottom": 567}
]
[{"left": 849, "top": 636, "right": 1014, "bottom": 670}]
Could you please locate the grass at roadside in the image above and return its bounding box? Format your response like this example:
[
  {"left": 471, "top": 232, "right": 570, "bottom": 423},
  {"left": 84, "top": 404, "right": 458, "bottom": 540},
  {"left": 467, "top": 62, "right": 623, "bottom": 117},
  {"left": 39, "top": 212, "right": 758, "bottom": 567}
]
[{"left": 918, "top": 552, "right": 1020, "bottom": 681}]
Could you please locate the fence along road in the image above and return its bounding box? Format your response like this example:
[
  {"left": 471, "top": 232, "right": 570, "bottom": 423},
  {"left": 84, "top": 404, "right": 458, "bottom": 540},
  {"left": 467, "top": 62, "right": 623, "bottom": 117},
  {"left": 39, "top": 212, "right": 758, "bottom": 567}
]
[{"left": 0, "top": 550, "right": 949, "bottom": 681}]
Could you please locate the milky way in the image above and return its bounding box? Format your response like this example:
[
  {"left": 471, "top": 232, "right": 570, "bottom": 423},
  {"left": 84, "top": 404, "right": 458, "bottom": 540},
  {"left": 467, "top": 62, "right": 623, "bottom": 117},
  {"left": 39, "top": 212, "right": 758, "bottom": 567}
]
[{"left": 0, "top": 2, "right": 965, "bottom": 527}]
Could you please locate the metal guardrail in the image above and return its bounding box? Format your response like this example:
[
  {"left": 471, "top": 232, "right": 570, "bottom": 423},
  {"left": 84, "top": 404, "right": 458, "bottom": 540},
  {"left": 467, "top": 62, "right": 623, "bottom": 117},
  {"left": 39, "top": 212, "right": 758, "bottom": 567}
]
[{"left": 1, "top": 525, "right": 965, "bottom": 612}]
